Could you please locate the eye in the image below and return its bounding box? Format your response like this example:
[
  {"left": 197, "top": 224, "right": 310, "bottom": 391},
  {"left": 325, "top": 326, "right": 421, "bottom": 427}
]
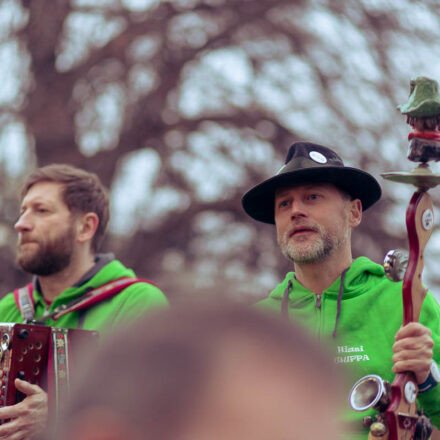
[
  {"left": 307, "top": 193, "right": 321, "bottom": 201},
  {"left": 278, "top": 199, "right": 290, "bottom": 209}
]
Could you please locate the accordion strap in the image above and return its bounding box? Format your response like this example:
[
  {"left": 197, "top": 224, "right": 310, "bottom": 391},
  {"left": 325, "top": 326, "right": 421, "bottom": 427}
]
[
  {"left": 49, "top": 328, "right": 70, "bottom": 415},
  {"left": 14, "top": 277, "right": 156, "bottom": 322},
  {"left": 13, "top": 284, "right": 35, "bottom": 323}
]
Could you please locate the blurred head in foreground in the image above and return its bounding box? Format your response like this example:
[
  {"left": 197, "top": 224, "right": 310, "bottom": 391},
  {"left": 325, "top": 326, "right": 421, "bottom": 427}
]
[{"left": 51, "top": 302, "right": 344, "bottom": 440}]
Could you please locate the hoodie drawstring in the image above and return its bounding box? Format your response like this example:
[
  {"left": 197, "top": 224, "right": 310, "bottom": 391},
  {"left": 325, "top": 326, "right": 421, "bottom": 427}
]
[
  {"left": 281, "top": 279, "right": 293, "bottom": 320},
  {"left": 332, "top": 266, "right": 350, "bottom": 338},
  {"left": 281, "top": 267, "right": 350, "bottom": 338}
]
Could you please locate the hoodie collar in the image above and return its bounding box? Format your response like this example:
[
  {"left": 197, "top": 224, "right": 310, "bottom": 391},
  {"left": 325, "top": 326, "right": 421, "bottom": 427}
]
[
  {"left": 272, "top": 256, "right": 385, "bottom": 300},
  {"left": 33, "top": 253, "right": 116, "bottom": 295}
]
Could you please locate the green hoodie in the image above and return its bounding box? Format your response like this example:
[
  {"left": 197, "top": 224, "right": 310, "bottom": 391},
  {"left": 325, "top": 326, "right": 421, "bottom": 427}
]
[
  {"left": 0, "top": 258, "right": 168, "bottom": 333},
  {"left": 258, "top": 256, "right": 440, "bottom": 438}
]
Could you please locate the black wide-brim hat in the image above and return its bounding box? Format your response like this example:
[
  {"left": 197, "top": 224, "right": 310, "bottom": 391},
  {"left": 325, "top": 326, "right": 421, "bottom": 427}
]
[{"left": 242, "top": 142, "right": 382, "bottom": 224}]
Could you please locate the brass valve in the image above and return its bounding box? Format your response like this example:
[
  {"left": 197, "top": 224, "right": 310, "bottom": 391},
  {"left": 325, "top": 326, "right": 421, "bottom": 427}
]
[{"left": 370, "top": 421, "right": 387, "bottom": 438}]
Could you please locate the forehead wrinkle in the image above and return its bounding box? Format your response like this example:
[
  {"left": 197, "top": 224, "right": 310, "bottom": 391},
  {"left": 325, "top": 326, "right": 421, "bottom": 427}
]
[
  {"left": 21, "top": 194, "right": 58, "bottom": 209},
  {"left": 23, "top": 182, "right": 64, "bottom": 201},
  {"left": 21, "top": 186, "right": 68, "bottom": 215}
]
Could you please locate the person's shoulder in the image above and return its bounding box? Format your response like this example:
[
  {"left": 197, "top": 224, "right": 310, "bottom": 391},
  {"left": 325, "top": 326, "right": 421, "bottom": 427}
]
[
  {"left": 0, "top": 291, "right": 17, "bottom": 307},
  {"left": 97, "top": 258, "right": 136, "bottom": 278},
  {"left": 351, "top": 256, "right": 385, "bottom": 276},
  {"left": 254, "top": 272, "right": 295, "bottom": 309},
  {"left": 255, "top": 296, "right": 281, "bottom": 314},
  {"left": 90, "top": 259, "right": 168, "bottom": 305},
  {"left": 0, "top": 291, "right": 22, "bottom": 321},
  {"left": 271, "top": 272, "right": 296, "bottom": 296},
  {"left": 123, "top": 279, "right": 166, "bottom": 297},
  {"left": 346, "top": 256, "right": 389, "bottom": 287},
  {"left": 116, "top": 278, "right": 168, "bottom": 307},
  {"left": 82, "top": 277, "right": 168, "bottom": 332}
]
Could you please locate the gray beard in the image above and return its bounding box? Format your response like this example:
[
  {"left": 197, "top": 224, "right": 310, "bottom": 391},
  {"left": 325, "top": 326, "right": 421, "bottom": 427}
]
[{"left": 278, "top": 223, "right": 346, "bottom": 264}]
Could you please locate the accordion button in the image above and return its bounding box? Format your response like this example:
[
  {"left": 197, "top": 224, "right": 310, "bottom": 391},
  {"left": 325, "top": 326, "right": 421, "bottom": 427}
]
[
  {"left": 18, "top": 329, "right": 29, "bottom": 339},
  {"left": 18, "top": 371, "right": 25, "bottom": 380}
]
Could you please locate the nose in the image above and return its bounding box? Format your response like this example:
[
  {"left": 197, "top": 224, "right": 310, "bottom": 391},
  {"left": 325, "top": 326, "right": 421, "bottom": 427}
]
[
  {"left": 289, "top": 200, "right": 307, "bottom": 220},
  {"left": 15, "top": 211, "right": 33, "bottom": 232}
]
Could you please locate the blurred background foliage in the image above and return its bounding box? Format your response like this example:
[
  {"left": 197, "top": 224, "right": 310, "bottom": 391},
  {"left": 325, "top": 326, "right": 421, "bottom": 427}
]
[{"left": 1, "top": 0, "right": 440, "bottom": 301}]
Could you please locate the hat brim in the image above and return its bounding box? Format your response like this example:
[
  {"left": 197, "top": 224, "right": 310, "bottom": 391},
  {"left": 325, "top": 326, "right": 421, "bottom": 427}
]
[
  {"left": 398, "top": 99, "right": 440, "bottom": 117},
  {"left": 242, "top": 166, "right": 381, "bottom": 224}
]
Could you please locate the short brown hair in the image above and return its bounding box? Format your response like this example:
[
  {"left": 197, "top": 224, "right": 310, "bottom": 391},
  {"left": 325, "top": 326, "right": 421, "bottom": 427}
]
[{"left": 21, "top": 164, "right": 109, "bottom": 252}]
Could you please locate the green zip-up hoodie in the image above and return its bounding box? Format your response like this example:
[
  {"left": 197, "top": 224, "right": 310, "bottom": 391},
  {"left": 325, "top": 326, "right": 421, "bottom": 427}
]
[
  {"left": 258, "top": 256, "right": 440, "bottom": 438},
  {"left": 0, "top": 257, "right": 168, "bottom": 333}
]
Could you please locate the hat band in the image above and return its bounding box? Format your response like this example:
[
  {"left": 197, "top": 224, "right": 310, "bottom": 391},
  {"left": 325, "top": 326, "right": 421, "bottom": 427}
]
[{"left": 278, "top": 156, "right": 344, "bottom": 175}]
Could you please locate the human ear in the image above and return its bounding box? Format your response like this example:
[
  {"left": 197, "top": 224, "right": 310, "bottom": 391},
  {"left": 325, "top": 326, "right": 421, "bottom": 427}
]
[
  {"left": 348, "top": 199, "right": 362, "bottom": 228},
  {"left": 76, "top": 212, "right": 99, "bottom": 244}
]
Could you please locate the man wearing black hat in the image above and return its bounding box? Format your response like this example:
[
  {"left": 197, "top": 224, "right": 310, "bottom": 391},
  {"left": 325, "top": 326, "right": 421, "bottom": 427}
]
[{"left": 242, "top": 142, "right": 440, "bottom": 436}]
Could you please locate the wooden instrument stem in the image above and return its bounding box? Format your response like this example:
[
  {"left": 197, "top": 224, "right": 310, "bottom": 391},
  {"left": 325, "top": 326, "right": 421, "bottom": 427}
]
[
  {"left": 403, "top": 190, "right": 433, "bottom": 324},
  {"left": 384, "top": 189, "right": 434, "bottom": 440}
]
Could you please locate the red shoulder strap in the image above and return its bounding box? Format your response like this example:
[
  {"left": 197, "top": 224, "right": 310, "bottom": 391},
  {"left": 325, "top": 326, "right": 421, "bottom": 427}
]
[{"left": 49, "top": 277, "right": 157, "bottom": 321}]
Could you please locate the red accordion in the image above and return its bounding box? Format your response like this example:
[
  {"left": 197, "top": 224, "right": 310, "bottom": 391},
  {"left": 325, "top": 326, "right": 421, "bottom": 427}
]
[{"left": 0, "top": 323, "right": 98, "bottom": 409}]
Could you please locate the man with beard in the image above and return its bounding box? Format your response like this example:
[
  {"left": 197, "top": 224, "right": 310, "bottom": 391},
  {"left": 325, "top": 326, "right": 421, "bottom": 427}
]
[
  {"left": 0, "top": 164, "right": 168, "bottom": 440},
  {"left": 242, "top": 142, "right": 440, "bottom": 439}
]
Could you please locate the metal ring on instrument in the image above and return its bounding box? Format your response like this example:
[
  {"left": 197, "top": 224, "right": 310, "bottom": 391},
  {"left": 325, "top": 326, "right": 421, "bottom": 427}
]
[
  {"left": 1, "top": 334, "right": 10, "bottom": 352},
  {"left": 349, "top": 375, "right": 390, "bottom": 412}
]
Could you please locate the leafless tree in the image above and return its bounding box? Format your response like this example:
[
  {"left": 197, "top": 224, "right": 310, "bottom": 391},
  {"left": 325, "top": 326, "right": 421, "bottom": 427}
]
[{"left": 1, "top": 0, "right": 440, "bottom": 300}]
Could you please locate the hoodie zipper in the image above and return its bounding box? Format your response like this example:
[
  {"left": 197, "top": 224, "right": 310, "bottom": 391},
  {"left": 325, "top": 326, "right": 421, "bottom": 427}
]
[
  {"left": 315, "top": 294, "right": 322, "bottom": 308},
  {"left": 314, "top": 293, "right": 323, "bottom": 340}
]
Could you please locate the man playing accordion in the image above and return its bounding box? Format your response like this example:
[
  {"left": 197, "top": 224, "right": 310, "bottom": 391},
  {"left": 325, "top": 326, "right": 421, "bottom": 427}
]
[{"left": 0, "top": 164, "right": 168, "bottom": 439}]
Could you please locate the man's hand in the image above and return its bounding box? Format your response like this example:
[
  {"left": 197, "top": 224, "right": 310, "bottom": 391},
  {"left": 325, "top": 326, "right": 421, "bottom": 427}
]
[
  {"left": 0, "top": 379, "right": 48, "bottom": 440},
  {"left": 392, "top": 322, "right": 434, "bottom": 384}
]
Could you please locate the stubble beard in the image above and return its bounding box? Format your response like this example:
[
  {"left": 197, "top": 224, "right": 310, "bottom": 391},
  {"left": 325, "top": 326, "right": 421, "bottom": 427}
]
[
  {"left": 278, "top": 222, "right": 349, "bottom": 264},
  {"left": 16, "top": 224, "right": 76, "bottom": 276}
]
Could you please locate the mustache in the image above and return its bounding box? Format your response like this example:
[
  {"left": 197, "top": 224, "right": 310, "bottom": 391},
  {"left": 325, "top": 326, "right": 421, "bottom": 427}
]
[
  {"left": 285, "top": 221, "right": 321, "bottom": 237},
  {"left": 17, "top": 236, "right": 38, "bottom": 245}
]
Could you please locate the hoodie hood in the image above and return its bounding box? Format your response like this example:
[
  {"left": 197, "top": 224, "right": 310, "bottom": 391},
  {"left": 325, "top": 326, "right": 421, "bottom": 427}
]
[{"left": 269, "top": 257, "right": 385, "bottom": 302}]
